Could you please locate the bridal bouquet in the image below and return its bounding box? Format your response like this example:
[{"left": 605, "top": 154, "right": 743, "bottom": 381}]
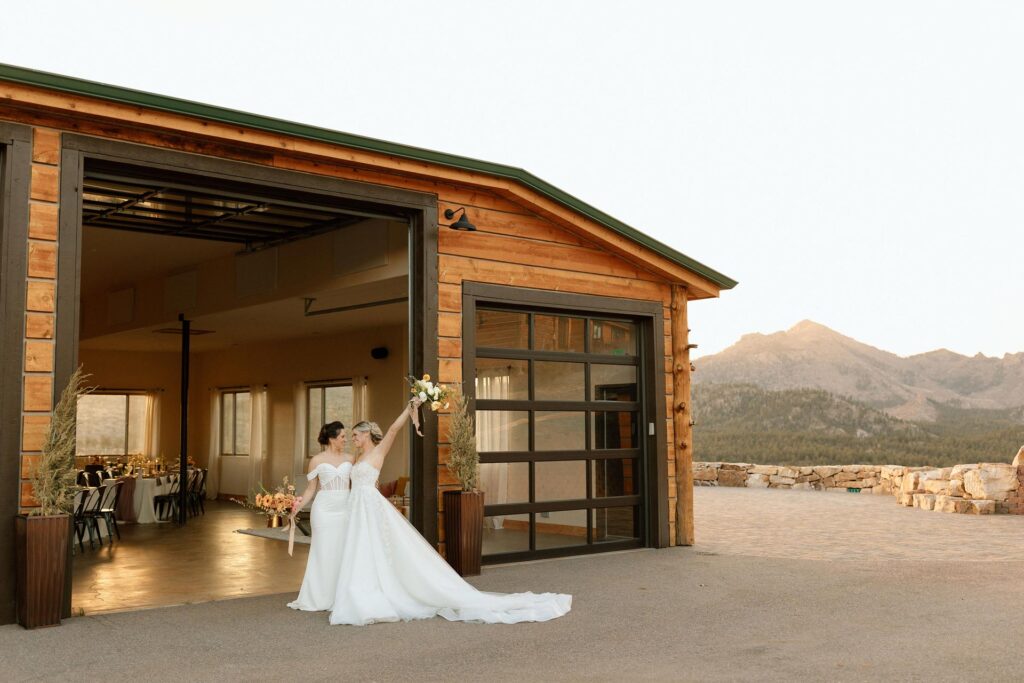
[
  {"left": 407, "top": 374, "right": 451, "bottom": 436},
  {"left": 408, "top": 373, "right": 450, "bottom": 411}
]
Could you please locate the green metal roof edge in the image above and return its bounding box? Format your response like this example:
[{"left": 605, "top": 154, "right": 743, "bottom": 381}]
[{"left": 0, "top": 63, "right": 737, "bottom": 290}]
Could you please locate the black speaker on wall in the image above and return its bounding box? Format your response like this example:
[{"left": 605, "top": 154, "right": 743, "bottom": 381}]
[{"left": 371, "top": 346, "right": 389, "bottom": 360}]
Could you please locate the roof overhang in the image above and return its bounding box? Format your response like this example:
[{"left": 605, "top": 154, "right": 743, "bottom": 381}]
[{"left": 0, "top": 63, "right": 737, "bottom": 296}]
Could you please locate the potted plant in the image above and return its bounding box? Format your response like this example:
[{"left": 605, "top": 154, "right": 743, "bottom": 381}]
[
  {"left": 16, "top": 368, "right": 88, "bottom": 628},
  {"left": 442, "top": 390, "right": 484, "bottom": 577}
]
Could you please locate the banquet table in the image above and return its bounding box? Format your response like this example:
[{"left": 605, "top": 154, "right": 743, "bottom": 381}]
[{"left": 136, "top": 476, "right": 172, "bottom": 523}]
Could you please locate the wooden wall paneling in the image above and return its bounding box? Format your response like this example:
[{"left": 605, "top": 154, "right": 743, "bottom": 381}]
[
  {"left": 27, "top": 203, "right": 57, "bottom": 241},
  {"left": 437, "top": 282, "right": 462, "bottom": 313},
  {"left": 438, "top": 229, "right": 661, "bottom": 282},
  {"left": 439, "top": 255, "right": 671, "bottom": 305}
]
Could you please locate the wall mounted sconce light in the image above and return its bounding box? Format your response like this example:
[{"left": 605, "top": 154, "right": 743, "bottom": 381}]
[{"left": 444, "top": 207, "right": 477, "bottom": 231}]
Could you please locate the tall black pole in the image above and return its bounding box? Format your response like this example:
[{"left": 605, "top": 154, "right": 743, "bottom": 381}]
[{"left": 178, "top": 314, "right": 190, "bottom": 525}]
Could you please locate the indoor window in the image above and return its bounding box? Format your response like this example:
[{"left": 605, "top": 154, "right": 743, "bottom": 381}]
[
  {"left": 221, "top": 390, "right": 252, "bottom": 456},
  {"left": 76, "top": 393, "right": 147, "bottom": 456},
  {"left": 307, "top": 383, "right": 354, "bottom": 455}
]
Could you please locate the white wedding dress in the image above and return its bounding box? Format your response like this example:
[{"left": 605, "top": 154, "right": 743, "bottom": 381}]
[
  {"left": 287, "top": 461, "right": 353, "bottom": 611},
  {"left": 328, "top": 460, "right": 572, "bottom": 626}
]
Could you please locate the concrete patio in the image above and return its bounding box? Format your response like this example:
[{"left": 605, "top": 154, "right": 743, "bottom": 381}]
[{"left": 3, "top": 487, "right": 1021, "bottom": 681}]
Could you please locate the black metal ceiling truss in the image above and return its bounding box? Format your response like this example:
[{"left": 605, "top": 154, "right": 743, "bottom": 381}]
[{"left": 81, "top": 162, "right": 395, "bottom": 251}]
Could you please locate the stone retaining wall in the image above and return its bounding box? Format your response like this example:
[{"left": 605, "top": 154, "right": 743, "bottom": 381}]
[{"left": 694, "top": 450, "right": 1024, "bottom": 516}]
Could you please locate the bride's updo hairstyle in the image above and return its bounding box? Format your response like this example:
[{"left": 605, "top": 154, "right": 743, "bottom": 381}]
[
  {"left": 317, "top": 421, "right": 345, "bottom": 447},
  {"left": 352, "top": 421, "right": 384, "bottom": 445}
]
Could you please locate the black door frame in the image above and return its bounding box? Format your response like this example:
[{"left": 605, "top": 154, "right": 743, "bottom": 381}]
[
  {"left": 0, "top": 122, "right": 32, "bottom": 625},
  {"left": 461, "top": 281, "right": 670, "bottom": 563},
  {"left": 54, "top": 134, "right": 440, "bottom": 611}
]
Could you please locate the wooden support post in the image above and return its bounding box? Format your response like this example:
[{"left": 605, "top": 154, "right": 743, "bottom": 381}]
[{"left": 672, "top": 285, "right": 695, "bottom": 546}]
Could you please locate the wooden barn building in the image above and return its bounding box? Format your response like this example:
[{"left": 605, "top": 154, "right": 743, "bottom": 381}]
[{"left": 0, "top": 64, "right": 736, "bottom": 624}]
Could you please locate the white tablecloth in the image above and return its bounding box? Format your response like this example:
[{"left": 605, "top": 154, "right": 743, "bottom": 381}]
[{"left": 133, "top": 477, "right": 171, "bottom": 524}]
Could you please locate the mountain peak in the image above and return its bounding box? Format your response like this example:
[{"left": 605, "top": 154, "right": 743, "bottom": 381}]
[
  {"left": 697, "top": 323, "right": 1024, "bottom": 419},
  {"left": 787, "top": 319, "right": 841, "bottom": 337},
  {"left": 789, "top": 319, "right": 830, "bottom": 333}
]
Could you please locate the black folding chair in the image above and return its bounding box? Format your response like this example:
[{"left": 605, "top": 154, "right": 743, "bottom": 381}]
[
  {"left": 78, "top": 487, "right": 105, "bottom": 549},
  {"left": 97, "top": 480, "right": 124, "bottom": 541},
  {"left": 195, "top": 468, "right": 208, "bottom": 515},
  {"left": 154, "top": 475, "right": 180, "bottom": 521},
  {"left": 188, "top": 469, "right": 207, "bottom": 516},
  {"left": 71, "top": 488, "right": 89, "bottom": 553}
]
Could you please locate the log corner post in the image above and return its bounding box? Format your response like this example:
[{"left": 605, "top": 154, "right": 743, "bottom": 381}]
[{"left": 671, "top": 285, "right": 695, "bottom": 546}]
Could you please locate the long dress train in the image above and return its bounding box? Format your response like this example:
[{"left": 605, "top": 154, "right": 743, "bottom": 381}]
[
  {"left": 328, "top": 461, "right": 571, "bottom": 625},
  {"left": 287, "top": 461, "right": 352, "bottom": 611}
]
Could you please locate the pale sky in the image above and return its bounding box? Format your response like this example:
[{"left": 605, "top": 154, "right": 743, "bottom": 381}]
[{"left": 3, "top": 1, "right": 1022, "bottom": 359}]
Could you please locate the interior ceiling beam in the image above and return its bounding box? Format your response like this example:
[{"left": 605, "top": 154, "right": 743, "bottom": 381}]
[
  {"left": 82, "top": 212, "right": 289, "bottom": 237},
  {"left": 85, "top": 222, "right": 254, "bottom": 244},
  {"left": 83, "top": 188, "right": 164, "bottom": 225},
  {"left": 303, "top": 295, "right": 408, "bottom": 317},
  {"left": 84, "top": 169, "right": 406, "bottom": 222},
  {"left": 240, "top": 213, "right": 365, "bottom": 253},
  {"left": 170, "top": 201, "right": 267, "bottom": 236},
  {"left": 83, "top": 194, "right": 340, "bottom": 226},
  {"left": 82, "top": 200, "right": 317, "bottom": 231}
]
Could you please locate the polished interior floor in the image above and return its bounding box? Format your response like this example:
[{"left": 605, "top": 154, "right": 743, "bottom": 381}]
[{"left": 72, "top": 501, "right": 310, "bottom": 615}]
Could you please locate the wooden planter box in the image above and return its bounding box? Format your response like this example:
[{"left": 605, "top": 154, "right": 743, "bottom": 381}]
[
  {"left": 442, "top": 490, "right": 484, "bottom": 577},
  {"left": 15, "top": 514, "right": 71, "bottom": 629}
]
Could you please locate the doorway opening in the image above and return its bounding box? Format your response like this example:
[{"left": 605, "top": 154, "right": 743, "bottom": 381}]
[{"left": 67, "top": 153, "right": 425, "bottom": 615}]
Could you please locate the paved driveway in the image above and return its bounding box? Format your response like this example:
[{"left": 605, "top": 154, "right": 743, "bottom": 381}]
[
  {"left": 3, "top": 488, "right": 1022, "bottom": 682},
  {"left": 694, "top": 486, "right": 1024, "bottom": 561}
]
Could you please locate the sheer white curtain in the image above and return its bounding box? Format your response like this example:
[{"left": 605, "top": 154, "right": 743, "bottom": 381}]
[
  {"left": 352, "top": 376, "right": 368, "bottom": 423},
  {"left": 292, "top": 382, "right": 308, "bottom": 484},
  {"left": 477, "top": 374, "right": 510, "bottom": 529},
  {"left": 249, "top": 386, "right": 268, "bottom": 501},
  {"left": 206, "top": 392, "right": 221, "bottom": 500},
  {"left": 143, "top": 390, "right": 161, "bottom": 458}
]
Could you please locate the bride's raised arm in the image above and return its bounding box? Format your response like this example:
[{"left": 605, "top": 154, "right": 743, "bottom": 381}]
[{"left": 364, "top": 399, "right": 421, "bottom": 470}]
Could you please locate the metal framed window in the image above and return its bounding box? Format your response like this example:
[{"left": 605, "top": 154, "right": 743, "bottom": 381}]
[
  {"left": 468, "top": 299, "right": 650, "bottom": 563},
  {"left": 75, "top": 392, "right": 148, "bottom": 456},
  {"left": 306, "top": 381, "right": 354, "bottom": 456},
  {"left": 220, "top": 390, "right": 251, "bottom": 456}
]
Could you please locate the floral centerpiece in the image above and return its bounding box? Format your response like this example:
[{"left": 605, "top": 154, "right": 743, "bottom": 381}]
[
  {"left": 232, "top": 476, "right": 297, "bottom": 527},
  {"left": 407, "top": 373, "right": 451, "bottom": 436}
]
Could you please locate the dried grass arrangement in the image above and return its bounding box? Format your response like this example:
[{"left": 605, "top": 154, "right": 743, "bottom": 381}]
[
  {"left": 28, "top": 367, "right": 90, "bottom": 516},
  {"left": 445, "top": 389, "right": 479, "bottom": 492}
]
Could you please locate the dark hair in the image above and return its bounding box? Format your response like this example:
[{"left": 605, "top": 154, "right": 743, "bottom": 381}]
[{"left": 317, "top": 421, "right": 345, "bottom": 446}]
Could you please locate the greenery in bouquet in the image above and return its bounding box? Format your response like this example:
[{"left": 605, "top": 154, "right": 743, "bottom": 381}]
[
  {"left": 407, "top": 373, "right": 451, "bottom": 411},
  {"left": 232, "top": 476, "right": 297, "bottom": 518}
]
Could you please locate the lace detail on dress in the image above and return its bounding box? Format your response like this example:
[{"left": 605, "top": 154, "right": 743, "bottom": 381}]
[
  {"left": 350, "top": 461, "right": 380, "bottom": 489},
  {"left": 312, "top": 461, "right": 353, "bottom": 492}
]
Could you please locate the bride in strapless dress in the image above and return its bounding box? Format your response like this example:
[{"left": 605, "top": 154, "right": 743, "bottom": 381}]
[
  {"left": 287, "top": 421, "right": 354, "bottom": 611},
  {"left": 328, "top": 401, "right": 572, "bottom": 626}
]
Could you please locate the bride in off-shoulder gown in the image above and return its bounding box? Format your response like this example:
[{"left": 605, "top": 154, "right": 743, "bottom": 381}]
[
  {"left": 328, "top": 402, "right": 571, "bottom": 626},
  {"left": 287, "top": 422, "right": 354, "bottom": 612}
]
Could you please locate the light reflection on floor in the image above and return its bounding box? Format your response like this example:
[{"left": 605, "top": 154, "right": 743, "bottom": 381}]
[{"left": 72, "top": 500, "right": 309, "bottom": 615}]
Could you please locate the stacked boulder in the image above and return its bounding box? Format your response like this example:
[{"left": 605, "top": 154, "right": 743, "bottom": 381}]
[
  {"left": 694, "top": 463, "right": 885, "bottom": 494},
  {"left": 693, "top": 449, "right": 1024, "bottom": 516},
  {"left": 883, "top": 464, "right": 1016, "bottom": 514}
]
